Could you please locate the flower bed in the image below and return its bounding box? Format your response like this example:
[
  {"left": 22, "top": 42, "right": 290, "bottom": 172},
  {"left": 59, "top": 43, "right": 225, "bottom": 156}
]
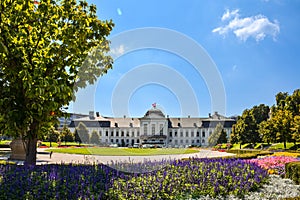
[
  {"left": 272, "top": 152, "right": 300, "bottom": 158},
  {"left": 108, "top": 158, "right": 268, "bottom": 199},
  {"left": 0, "top": 158, "right": 269, "bottom": 199},
  {"left": 249, "top": 156, "right": 299, "bottom": 176}
]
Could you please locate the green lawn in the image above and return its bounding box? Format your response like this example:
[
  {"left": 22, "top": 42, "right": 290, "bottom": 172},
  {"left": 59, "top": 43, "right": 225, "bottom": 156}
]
[
  {"left": 269, "top": 143, "right": 298, "bottom": 150},
  {"left": 45, "top": 147, "right": 199, "bottom": 156},
  {"left": 0, "top": 140, "right": 11, "bottom": 145}
]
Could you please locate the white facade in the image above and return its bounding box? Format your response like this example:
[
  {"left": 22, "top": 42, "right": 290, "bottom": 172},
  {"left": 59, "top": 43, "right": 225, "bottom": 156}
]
[{"left": 69, "top": 107, "right": 235, "bottom": 147}]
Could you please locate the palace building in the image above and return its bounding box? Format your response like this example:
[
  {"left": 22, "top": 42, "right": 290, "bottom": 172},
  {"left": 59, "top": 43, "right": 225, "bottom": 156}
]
[{"left": 68, "top": 105, "right": 236, "bottom": 147}]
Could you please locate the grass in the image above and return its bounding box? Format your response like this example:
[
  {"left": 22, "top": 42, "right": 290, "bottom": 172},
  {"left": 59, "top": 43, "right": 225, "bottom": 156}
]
[
  {"left": 45, "top": 147, "right": 199, "bottom": 156},
  {"left": 0, "top": 140, "right": 11, "bottom": 145},
  {"left": 230, "top": 143, "right": 252, "bottom": 149},
  {"left": 269, "top": 143, "right": 298, "bottom": 150}
]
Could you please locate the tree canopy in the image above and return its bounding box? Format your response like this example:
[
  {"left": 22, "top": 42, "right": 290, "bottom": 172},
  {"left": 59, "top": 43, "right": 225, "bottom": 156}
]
[
  {"left": 259, "top": 89, "right": 300, "bottom": 148},
  {"left": 230, "top": 104, "right": 270, "bottom": 146},
  {"left": 232, "top": 89, "right": 300, "bottom": 149},
  {"left": 208, "top": 123, "right": 225, "bottom": 147},
  {"left": 0, "top": 0, "right": 114, "bottom": 164}
]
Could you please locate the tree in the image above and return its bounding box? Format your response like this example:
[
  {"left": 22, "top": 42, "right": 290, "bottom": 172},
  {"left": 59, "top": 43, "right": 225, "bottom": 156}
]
[
  {"left": 258, "top": 120, "right": 276, "bottom": 144},
  {"left": 208, "top": 123, "right": 224, "bottom": 147},
  {"left": 76, "top": 122, "right": 89, "bottom": 144},
  {"left": 216, "top": 129, "right": 227, "bottom": 144},
  {"left": 291, "top": 115, "right": 300, "bottom": 143},
  {"left": 45, "top": 127, "right": 60, "bottom": 147},
  {"left": 0, "top": 0, "right": 113, "bottom": 164},
  {"left": 270, "top": 109, "right": 293, "bottom": 149},
  {"left": 74, "top": 129, "right": 82, "bottom": 145},
  {"left": 90, "top": 130, "right": 100, "bottom": 145},
  {"left": 230, "top": 104, "right": 270, "bottom": 147},
  {"left": 61, "top": 125, "right": 74, "bottom": 145}
]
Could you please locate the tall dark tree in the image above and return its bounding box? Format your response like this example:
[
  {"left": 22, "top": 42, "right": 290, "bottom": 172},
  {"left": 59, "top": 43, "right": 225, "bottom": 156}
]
[
  {"left": 0, "top": 0, "right": 113, "bottom": 164},
  {"left": 216, "top": 129, "right": 227, "bottom": 144},
  {"left": 61, "top": 125, "right": 74, "bottom": 145},
  {"left": 208, "top": 123, "right": 224, "bottom": 147},
  {"left": 76, "top": 122, "right": 89, "bottom": 144},
  {"left": 74, "top": 129, "right": 82, "bottom": 145},
  {"left": 90, "top": 130, "right": 100, "bottom": 145}
]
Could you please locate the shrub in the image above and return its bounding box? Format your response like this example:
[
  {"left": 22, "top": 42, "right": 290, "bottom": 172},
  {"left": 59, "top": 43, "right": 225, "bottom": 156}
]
[
  {"left": 234, "top": 153, "right": 258, "bottom": 159},
  {"left": 285, "top": 161, "right": 300, "bottom": 185}
]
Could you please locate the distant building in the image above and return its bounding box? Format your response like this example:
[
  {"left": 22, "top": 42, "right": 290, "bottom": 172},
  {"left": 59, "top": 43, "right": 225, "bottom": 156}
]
[{"left": 68, "top": 106, "right": 236, "bottom": 147}]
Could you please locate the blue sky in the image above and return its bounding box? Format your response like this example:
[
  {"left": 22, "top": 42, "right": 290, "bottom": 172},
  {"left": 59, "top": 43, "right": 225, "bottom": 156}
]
[{"left": 71, "top": 0, "right": 300, "bottom": 118}]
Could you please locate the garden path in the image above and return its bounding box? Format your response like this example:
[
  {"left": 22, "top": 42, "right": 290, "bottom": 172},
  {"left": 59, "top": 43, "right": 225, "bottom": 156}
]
[{"left": 34, "top": 149, "right": 235, "bottom": 165}]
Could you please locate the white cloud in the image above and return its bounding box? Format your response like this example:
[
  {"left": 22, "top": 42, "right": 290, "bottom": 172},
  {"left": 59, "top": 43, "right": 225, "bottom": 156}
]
[
  {"left": 221, "top": 9, "right": 239, "bottom": 21},
  {"left": 213, "top": 9, "right": 280, "bottom": 42},
  {"left": 110, "top": 44, "right": 125, "bottom": 57}
]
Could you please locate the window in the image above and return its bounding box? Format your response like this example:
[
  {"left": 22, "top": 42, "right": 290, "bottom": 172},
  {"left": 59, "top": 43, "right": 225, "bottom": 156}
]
[
  {"left": 180, "top": 139, "right": 183, "bottom": 144},
  {"left": 121, "top": 131, "right": 124, "bottom": 137},
  {"left": 186, "top": 139, "right": 189, "bottom": 144},
  {"left": 111, "top": 131, "right": 114, "bottom": 137},
  {"left": 191, "top": 131, "right": 194, "bottom": 137},
  {"left": 151, "top": 124, "right": 155, "bottom": 134},
  {"left": 174, "top": 131, "right": 177, "bottom": 137},
  {"left": 137, "top": 131, "right": 140, "bottom": 136},
  {"left": 126, "top": 139, "right": 129, "bottom": 143},
  {"left": 116, "top": 139, "right": 119, "bottom": 143},
  {"left": 111, "top": 139, "right": 114, "bottom": 143},
  {"left": 144, "top": 124, "right": 148, "bottom": 135},
  {"left": 180, "top": 131, "right": 183, "bottom": 137},
  {"left": 196, "top": 139, "right": 200, "bottom": 143},
  {"left": 191, "top": 140, "right": 194, "bottom": 144},
  {"left": 159, "top": 124, "right": 163, "bottom": 135},
  {"left": 106, "top": 130, "right": 109, "bottom": 137},
  {"left": 169, "top": 131, "right": 172, "bottom": 137},
  {"left": 202, "top": 131, "right": 205, "bottom": 137},
  {"left": 186, "top": 132, "right": 189, "bottom": 137},
  {"left": 126, "top": 132, "right": 129, "bottom": 137},
  {"left": 116, "top": 131, "right": 119, "bottom": 137},
  {"left": 99, "top": 131, "right": 102, "bottom": 136},
  {"left": 196, "top": 132, "right": 200, "bottom": 137},
  {"left": 175, "top": 140, "right": 178, "bottom": 144},
  {"left": 202, "top": 139, "right": 205, "bottom": 144}
]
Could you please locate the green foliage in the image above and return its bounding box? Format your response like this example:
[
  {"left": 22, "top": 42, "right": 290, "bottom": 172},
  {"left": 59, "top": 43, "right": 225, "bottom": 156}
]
[
  {"left": 90, "top": 130, "right": 100, "bottom": 145},
  {"left": 76, "top": 122, "right": 89, "bottom": 144},
  {"left": 260, "top": 89, "right": 300, "bottom": 148},
  {"left": 230, "top": 104, "right": 269, "bottom": 145},
  {"left": 216, "top": 130, "right": 228, "bottom": 144},
  {"left": 208, "top": 123, "right": 225, "bottom": 147},
  {"left": 61, "top": 125, "right": 74, "bottom": 144},
  {"left": 285, "top": 161, "right": 300, "bottom": 184},
  {"left": 0, "top": 0, "right": 113, "bottom": 164},
  {"left": 291, "top": 115, "right": 300, "bottom": 142}
]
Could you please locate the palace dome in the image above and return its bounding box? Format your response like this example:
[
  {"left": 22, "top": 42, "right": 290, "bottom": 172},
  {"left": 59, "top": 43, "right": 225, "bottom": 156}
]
[{"left": 143, "top": 108, "right": 165, "bottom": 118}]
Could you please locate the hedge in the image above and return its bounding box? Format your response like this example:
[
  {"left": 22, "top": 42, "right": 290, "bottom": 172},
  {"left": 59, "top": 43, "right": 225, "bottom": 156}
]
[{"left": 285, "top": 161, "right": 300, "bottom": 185}]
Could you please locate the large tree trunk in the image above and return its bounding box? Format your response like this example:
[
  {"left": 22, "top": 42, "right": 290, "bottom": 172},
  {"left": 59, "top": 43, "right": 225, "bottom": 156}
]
[
  {"left": 24, "top": 137, "right": 38, "bottom": 165},
  {"left": 283, "top": 140, "right": 287, "bottom": 150}
]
